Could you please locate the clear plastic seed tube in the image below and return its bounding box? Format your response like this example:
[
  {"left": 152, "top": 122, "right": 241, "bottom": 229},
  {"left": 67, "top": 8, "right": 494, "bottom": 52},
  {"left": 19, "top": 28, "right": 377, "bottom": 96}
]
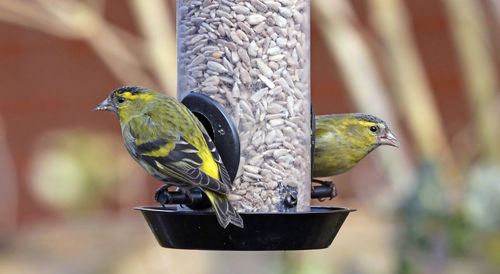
[{"left": 177, "top": 0, "right": 311, "bottom": 212}]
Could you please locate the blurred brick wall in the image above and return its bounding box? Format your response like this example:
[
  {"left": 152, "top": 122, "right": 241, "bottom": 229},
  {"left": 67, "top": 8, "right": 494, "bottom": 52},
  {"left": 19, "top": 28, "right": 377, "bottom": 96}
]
[{"left": 0, "top": 25, "right": 118, "bottom": 222}]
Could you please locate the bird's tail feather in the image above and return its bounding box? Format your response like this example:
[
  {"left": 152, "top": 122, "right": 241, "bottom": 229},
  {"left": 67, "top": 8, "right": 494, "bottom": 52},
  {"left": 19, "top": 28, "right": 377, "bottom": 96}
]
[{"left": 205, "top": 191, "right": 244, "bottom": 229}]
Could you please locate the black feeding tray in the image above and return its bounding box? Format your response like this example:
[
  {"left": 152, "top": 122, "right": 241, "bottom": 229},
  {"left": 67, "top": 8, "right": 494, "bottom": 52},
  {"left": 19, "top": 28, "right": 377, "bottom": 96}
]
[{"left": 136, "top": 206, "right": 354, "bottom": 250}]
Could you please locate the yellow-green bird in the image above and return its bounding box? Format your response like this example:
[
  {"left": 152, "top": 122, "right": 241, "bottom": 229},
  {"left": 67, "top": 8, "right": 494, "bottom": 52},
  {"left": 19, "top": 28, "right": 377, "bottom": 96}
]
[
  {"left": 94, "top": 86, "right": 243, "bottom": 228},
  {"left": 313, "top": 113, "right": 399, "bottom": 178}
]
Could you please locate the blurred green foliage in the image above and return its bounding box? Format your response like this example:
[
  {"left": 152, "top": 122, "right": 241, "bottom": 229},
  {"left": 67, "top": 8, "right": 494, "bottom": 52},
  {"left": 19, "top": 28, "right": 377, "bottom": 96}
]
[{"left": 29, "top": 129, "right": 120, "bottom": 213}]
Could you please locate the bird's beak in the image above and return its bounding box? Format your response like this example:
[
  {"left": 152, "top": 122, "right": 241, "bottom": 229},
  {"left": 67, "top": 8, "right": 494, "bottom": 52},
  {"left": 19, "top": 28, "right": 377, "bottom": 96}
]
[
  {"left": 379, "top": 130, "right": 400, "bottom": 147},
  {"left": 93, "top": 97, "right": 116, "bottom": 113}
]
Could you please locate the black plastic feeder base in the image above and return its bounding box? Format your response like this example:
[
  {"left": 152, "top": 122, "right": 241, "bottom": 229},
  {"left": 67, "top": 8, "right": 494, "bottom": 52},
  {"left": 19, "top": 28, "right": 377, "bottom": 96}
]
[{"left": 135, "top": 206, "right": 355, "bottom": 250}]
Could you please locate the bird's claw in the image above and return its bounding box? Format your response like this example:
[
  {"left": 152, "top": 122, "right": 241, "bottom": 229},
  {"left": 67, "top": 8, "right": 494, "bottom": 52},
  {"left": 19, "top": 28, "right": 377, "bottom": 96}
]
[
  {"left": 154, "top": 185, "right": 170, "bottom": 208},
  {"left": 313, "top": 179, "right": 333, "bottom": 188}
]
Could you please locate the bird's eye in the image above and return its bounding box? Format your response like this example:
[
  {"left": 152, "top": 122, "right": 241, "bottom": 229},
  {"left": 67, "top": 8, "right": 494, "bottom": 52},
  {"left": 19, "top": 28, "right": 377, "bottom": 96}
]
[
  {"left": 117, "top": 97, "right": 125, "bottom": 103},
  {"left": 369, "top": 126, "right": 378, "bottom": 132}
]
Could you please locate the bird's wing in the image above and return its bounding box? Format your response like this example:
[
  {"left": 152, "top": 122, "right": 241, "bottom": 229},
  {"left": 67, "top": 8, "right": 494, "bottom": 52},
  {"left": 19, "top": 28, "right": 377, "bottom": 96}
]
[
  {"left": 194, "top": 119, "right": 232, "bottom": 189},
  {"left": 313, "top": 122, "right": 331, "bottom": 154},
  {"left": 124, "top": 114, "right": 230, "bottom": 195}
]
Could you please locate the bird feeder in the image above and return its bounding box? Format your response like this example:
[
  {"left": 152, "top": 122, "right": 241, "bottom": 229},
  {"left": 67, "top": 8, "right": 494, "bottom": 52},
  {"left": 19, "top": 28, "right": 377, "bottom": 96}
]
[{"left": 136, "top": 0, "right": 354, "bottom": 250}]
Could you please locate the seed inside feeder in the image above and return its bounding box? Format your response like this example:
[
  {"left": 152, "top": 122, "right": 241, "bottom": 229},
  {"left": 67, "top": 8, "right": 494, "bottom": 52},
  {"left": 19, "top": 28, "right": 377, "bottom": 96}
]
[{"left": 177, "top": 0, "right": 311, "bottom": 212}]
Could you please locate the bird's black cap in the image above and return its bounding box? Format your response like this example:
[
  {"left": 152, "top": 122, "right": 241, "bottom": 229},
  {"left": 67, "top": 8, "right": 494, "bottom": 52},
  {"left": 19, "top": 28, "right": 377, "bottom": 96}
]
[{"left": 112, "top": 86, "right": 148, "bottom": 96}]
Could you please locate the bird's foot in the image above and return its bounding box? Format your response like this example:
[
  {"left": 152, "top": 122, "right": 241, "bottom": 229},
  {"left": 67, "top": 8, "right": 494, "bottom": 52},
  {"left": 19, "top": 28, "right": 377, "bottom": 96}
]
[
  {"left": 154, "top": 185, "right": 172, "bottom": 208},
  {"left": 313, "top": 178, "right": 333, "bottom": 187}
]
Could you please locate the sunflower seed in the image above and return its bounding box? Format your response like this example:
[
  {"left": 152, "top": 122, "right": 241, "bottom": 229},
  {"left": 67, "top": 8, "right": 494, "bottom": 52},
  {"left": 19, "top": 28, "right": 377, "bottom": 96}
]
[
  {"left": 256, "top": 59, "right": 273, "bottom": 78},
  {"left": 232, "top": 5, "right": 250, "bottom": 14},
  {"left": 258, "top": 74, "right": 275, "bottom": 89},
  {"left": 207, "top": 61, "right": 228, "bottom": 73},
  {"left": 247, "top": 13, "right": 266, "bottom": 25},
  {"left": 251, "top": 0, "right": 268, "bottom": 12},
  {"left": 250, "top": 87, "right": 268, "bottom": 102}
]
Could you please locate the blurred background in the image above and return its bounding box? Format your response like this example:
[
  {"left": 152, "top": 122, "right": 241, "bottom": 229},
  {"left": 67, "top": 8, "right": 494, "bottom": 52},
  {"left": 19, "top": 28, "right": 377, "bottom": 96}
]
[{"left": 0, "top": 0, "right": 499, "bottom": 273}]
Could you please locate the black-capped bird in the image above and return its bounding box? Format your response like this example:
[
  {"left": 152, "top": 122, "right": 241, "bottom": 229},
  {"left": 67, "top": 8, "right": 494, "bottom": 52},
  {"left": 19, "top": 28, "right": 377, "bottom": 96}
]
[
  {"left": 313, "top": 113, "right": 399, "bottom": 179},
  {"left": 94, "top": 86, "right": 243, "bottom": 228}
]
